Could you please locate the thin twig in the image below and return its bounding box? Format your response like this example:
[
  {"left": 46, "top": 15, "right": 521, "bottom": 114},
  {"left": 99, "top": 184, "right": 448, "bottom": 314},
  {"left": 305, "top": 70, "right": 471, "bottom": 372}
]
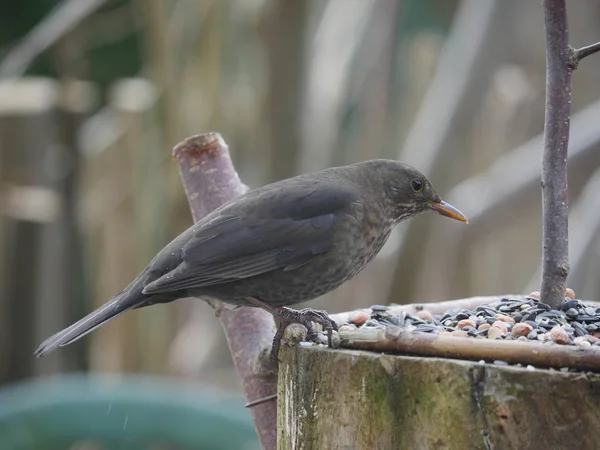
[
  {"left": 569, "top": 41, "right": 600, "bottom": 69},
  {"left": 173, "top": 133, "right": 277, "bottom": 450},
  {"left": 539, "top": 0, "right": 572, "bottom": 309},
  {"left": 339, "top": 326, "right": 600, "bottom": 372},
  {"left": 245, "top": 393, "right": 278, "bottom": 409}
]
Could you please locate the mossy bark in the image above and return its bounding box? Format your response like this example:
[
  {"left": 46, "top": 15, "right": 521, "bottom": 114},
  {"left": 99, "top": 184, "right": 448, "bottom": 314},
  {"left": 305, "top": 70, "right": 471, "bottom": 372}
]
[{"left": 277, "top": 346, "right": 600, "bottom": 450}]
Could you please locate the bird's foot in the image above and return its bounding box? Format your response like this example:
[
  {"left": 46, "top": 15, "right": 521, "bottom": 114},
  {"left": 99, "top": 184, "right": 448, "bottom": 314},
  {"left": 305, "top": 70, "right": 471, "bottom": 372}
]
[{"left": 271, "top": 306, "right": 338, "bottom": 359}]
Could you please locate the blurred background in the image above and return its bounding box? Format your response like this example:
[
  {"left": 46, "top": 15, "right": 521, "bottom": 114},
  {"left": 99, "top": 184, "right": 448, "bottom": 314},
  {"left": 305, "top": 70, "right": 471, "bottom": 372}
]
[{"left": 1, "top": 0, "right": 600, "bottom": 448}]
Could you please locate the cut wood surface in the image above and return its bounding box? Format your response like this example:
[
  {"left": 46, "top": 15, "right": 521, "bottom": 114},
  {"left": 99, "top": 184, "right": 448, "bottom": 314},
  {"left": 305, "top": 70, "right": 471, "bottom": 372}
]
[{"left": 278, "top": 345, "right": 600, "bottom": 450}]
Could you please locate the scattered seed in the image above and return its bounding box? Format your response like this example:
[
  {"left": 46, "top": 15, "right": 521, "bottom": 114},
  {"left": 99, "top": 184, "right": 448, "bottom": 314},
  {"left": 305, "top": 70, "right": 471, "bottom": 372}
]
[
  {"left": 496, "top": 314, "right": 515, "bottom": 324},
  {"left": 488, "top": 326, "right": 506, "bottom": 340},
  {"left": 416, "top": 310, "right": 434, "bottom": 321},
  {"left": 457, "top": 319, "right": 477, "bottom": 330},
  {"left": 492, "top": 321, "right": 509, "bottom": 333},
  {"left": 349, "top": 311, "right": 370, "bottom": 327},
  {"left": 451, "top": 330, "right": 468, "bottom": 338},
  {"left": 512, "top": 322, "right": 533, "bottom": 337},
  {"left": 550, "top": 326, "right": 569, "bottom": 345}
]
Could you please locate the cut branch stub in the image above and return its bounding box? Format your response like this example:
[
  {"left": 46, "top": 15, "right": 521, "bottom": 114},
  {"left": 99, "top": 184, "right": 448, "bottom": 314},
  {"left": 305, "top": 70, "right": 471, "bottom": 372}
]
[
  {"left": 173, "top": 133, "right": 249, "bottom": 219},
  {"left": 172, "top": 132, "right": 277, "bottom": 450}
]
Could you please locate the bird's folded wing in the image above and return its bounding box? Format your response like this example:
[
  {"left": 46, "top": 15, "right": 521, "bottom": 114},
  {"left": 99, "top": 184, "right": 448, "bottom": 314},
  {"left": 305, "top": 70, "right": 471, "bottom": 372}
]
[{"left": 142, "top": 187, "right": 357, "bottom": 294}]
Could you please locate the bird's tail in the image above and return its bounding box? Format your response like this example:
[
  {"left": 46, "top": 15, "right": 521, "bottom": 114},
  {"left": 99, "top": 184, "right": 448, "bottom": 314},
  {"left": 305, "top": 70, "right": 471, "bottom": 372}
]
[{"left": 34, "top": 291, "right": 144, "bottom": 358}]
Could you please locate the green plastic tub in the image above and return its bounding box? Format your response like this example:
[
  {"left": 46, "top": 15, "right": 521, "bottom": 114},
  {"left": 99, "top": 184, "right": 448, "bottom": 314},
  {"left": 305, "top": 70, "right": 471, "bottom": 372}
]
[{"left": 0, "top": 374, "right": 259, "bottom": 450}]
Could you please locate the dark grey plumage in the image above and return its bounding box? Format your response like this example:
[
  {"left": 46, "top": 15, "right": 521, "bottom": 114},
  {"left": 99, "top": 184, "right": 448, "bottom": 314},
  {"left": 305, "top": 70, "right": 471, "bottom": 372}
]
[{"left": 35, "top": 159, "right": 466, "bottom": 357}]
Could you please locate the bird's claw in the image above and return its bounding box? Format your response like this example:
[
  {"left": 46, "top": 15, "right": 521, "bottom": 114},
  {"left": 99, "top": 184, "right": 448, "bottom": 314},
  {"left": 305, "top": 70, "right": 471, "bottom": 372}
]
[{"left": 270, "top": 306, "right": 338, "bottom": 359}]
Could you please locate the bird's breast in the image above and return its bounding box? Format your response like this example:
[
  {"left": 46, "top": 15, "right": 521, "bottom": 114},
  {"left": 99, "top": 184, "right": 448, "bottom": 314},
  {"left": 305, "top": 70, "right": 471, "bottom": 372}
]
[{"left": 339, "top": 208, "right": 392, "bottom": 278}]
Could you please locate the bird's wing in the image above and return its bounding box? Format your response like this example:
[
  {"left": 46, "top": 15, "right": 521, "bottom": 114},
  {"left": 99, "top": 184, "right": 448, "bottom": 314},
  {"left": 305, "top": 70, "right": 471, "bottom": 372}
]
[{"left": 142, "top": 182, "right": 359, "bottom": 294}]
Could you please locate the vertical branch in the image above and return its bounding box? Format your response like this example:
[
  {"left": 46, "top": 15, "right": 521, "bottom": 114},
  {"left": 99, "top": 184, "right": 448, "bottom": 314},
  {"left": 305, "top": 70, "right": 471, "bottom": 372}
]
[
  {"left": 540, "top": 0, "right": 572, "bottom": 308},
  {"left": 173, "top": 133, "right": 277, "bottom": 450}
]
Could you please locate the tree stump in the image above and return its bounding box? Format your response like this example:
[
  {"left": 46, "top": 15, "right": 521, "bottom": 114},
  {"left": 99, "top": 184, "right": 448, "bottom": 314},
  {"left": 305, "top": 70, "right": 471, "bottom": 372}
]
[{"left": 277, "top": 345, "right": 600, "bottom": 449}]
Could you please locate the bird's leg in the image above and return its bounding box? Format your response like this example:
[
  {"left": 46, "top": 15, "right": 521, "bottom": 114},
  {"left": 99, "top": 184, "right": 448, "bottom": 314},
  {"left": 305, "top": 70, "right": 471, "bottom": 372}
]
[
  {"left": 276, "top": 307, "right": 337, "bottom": 340},
  {"left": 245, "top": 298, "right": 338, "bottom": 359},
  {"left": 271, "top": 306, "right": 338, "bottom": 359}
]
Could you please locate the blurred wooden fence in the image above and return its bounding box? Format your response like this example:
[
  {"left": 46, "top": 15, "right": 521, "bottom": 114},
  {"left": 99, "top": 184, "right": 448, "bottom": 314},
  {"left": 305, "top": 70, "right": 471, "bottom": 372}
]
[{"left": 0, "top": 78, "right": 91, "bottom": 382}]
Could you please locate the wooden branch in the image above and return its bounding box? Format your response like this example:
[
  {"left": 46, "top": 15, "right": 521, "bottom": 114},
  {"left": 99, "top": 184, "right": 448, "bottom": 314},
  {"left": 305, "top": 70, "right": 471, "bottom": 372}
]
[
  {"left": 339, "top": 326, "right": 600, "bottom": 372},
  {"left": 540, "top": 0, "right": 572, "bottom": 309},
  {"left": 569, "top": 41, "right": 600, "bottom": 69},
  {"left": 173, "top": 133, "right": 277, "bottom": 450}
]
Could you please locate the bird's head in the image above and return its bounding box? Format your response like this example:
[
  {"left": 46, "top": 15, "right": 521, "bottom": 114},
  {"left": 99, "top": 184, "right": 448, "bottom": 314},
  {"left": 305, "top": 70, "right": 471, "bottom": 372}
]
[{"left": 360, "top": 160, "right": 468, "bottom": 224}]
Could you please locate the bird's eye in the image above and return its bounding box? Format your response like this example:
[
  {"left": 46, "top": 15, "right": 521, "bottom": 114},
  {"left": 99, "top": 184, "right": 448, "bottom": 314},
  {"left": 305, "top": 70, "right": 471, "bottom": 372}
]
[{"left": 411, "top": 178, "right": 423, "bottom": 192}]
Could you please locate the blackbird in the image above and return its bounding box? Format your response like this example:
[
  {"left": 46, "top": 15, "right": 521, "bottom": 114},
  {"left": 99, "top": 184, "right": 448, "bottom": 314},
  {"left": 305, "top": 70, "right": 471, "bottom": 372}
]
[{"left": 35, "top": 159, "right": 467, "bottom": 358}]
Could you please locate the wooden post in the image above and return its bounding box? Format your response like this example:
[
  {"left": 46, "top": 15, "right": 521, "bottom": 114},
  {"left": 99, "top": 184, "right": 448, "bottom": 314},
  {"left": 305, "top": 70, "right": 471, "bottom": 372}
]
[{"left": 278, "top": 345, "right": 600, "bottom": 449}]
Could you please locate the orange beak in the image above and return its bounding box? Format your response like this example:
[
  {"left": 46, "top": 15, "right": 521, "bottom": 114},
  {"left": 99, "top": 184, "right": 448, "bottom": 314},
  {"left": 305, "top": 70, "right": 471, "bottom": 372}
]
[{"left": 427, "top": 200, "right": 468, "bottom": 223}]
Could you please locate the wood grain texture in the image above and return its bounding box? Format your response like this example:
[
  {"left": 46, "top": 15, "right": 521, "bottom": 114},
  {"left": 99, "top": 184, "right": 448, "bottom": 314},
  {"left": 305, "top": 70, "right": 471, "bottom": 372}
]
[{"left": 278, "top": 345, "right": 600, "bottom": 450}]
